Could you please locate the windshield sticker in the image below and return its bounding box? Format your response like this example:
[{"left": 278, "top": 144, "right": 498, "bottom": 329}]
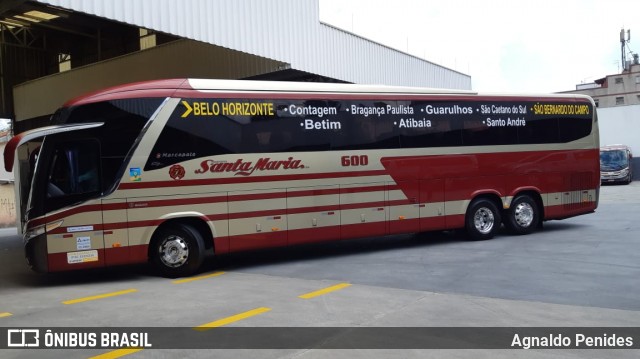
[{"left": 130, "top": 167, "right": 142, "bottom": 182}]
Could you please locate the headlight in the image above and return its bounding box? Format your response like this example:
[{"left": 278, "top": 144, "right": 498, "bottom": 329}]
[
  {"left": 24, "top": 220, "right": 63, "bottom": 242},
  {"left": 24, "top": 225, "right": 45, "bottom": 242}
]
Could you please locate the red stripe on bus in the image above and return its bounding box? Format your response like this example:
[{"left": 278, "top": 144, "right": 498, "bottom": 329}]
[
  {"left": 45, "top": 202, "right": 598, "bottom": 271},
  {"left": 64, "top": 79, "right": 188, "bottom": 107},
  {"left": 228, "top": 209, "right": 285, "bottom": 220},
  {"left": 48, "top": 217, "right": 451, "bottom": 271},
  {"left": 30, "top": 184, "right": 396, "bottom": 229},
  {"left": 46, "top": 198, "right": 429, "bottom": 235},
  {"left": 340, "top": 199, "right": 411, "bottom": 211},
  {"left": 126, "top": 191, "right": 301, "bottom": 210},
  {"left": 28, "top": 203, "right": 125, "bottom": 228},
  {"left": 340, "top": 184, "right": 393, "bottom": 194},
  {"left": 545, "top": 203, "right": 596, "bottom": 220},
  {"left": 228, "top": 200, "right": 415, "bottom": 219},
  {"left": 129, "top": 196, "right": 228, "bottom": 208},
  {"left": 42, "top": 188, "right": 599, "bottom": 235},
  {"left": 118, "top": 169, "right": 389, "bottom": 190},
  {"left": 103, "top": 202, "right": 129, "bottom": 211},
  {"left": 126, "top": 184, "right": 397, "bottom": 209},
  {"left": 43, "top": 214, "right": 456, "bottom": 271}
]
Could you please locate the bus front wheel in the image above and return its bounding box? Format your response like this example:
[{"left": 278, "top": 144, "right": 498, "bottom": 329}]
[
  {"left": 150, "top": 223, "right": 205, "bottom": 278},
  {"left": 504, "top": 194, "right": 539, "bottom": 235},
  {"left": 465, "top": 198, "right": 501, "bottom": 240}
]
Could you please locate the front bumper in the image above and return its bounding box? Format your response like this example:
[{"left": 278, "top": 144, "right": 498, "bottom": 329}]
[
  {"left": 600, "top": 170, "right": 630, "bottom": 183},
  {"left": 25, "top": 233, "right": 48, "bottom": 273}
]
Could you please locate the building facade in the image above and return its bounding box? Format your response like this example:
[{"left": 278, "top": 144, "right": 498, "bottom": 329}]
[
  {"left": 563, "top": 62, "right": 640, "bottom": 180},
  {"left": 566, "top": 62, "right": 640, "bottom": 108}
]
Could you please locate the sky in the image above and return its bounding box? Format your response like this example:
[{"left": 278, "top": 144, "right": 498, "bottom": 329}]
[{"left": 319, "top": 0, "right": 639, "bottom": 93}]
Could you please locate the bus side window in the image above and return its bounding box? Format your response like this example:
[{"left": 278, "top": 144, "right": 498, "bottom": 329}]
[{"left": 47, "top": 140, "right": 101, "bottom": 199}]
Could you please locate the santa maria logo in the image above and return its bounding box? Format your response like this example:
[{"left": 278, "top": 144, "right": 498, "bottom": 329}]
[
  {"left": 169, "top": 164, "right": 186, "bottom": 180},
  {"left": 195, "top": 157, "right": 305, "bottom": 176}
]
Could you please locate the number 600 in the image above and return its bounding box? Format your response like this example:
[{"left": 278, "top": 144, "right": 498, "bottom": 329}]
[{"left": 341, "top": 155, "right": 369, "bottom": 167}]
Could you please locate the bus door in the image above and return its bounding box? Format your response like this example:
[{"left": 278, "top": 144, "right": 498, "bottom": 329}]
[{"left": 42, "top": 139, "right": 106, "bottom": 270}]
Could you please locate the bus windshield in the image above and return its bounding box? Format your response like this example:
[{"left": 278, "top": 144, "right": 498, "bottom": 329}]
[
  {"left": 24, "top": 98, "right": 165, "bottom": 222},
  {"left": 600, "top": 150, "right": 629, "bottom": 171}
]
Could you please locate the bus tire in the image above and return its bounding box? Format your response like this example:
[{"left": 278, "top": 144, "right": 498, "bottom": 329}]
[
  {"left": 504, "top": 194, "right": 539, "bottom": 235},
  {"left": 465, "top": 198, "right": 501, "bottom": 240},
  {"left": 150, "top": 223, "right": 205, "bottom": 278}
]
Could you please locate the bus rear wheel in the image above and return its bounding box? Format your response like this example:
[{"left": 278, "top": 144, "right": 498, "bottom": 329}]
[
  {"left": 150, "top": 223, "right": 204, "bottom": 278},
  {"left": 504, "top": 194, "right": 539, "bottom": 235},
  {"left": 465, "top": 198, "right": 501, "bottom": 240}
]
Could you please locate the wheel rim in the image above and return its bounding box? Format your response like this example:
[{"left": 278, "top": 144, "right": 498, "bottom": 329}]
[
  {"left": 473, "top": 207, "right": 495, "bottom": 234},
  {"left": 514, "top": 202, "right": 534, "bottom": 228},
  {"left": 158, "top": 235, "right": 189, "bottom": 268}
]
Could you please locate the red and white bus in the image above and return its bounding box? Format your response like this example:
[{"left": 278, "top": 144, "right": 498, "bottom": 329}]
[{"left": 4, "top": 79, "right": 599, "bottom": 277}]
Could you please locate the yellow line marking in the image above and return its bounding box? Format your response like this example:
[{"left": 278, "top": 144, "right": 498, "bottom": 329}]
[
  {"left": 298, "top": 283, "right": 352, "bottom": 299},
  {"left": 194, "top": 307, "right": 272, "bottom": 332},
  {"left": 62, "top": 289, "right": 138, "bottom": 305},
  {"left": 88, "top": 348, "right": 143, "bottom": 359},
  {"left": 0, "top": 312, "right": 12, "bottom": 318},
  {"left": 172, "top": 271, "right": 225, "bottom": 284}
]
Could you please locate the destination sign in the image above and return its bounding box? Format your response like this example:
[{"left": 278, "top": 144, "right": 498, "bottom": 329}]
[{"left": 145, "top": 97, "right": 594, "bottom": 170}]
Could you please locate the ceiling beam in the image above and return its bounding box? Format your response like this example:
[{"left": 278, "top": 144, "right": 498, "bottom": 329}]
[{"left": 15, "top": 18, "right": 97, "bottom": 39}]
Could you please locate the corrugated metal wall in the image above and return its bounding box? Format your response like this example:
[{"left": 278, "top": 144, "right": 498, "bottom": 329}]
[
  {"left": 316, "top": 24, "right": 471, "bottom": 89},
  {"left": 36, "top": 0, "right": 471, "bottom": 90}
]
